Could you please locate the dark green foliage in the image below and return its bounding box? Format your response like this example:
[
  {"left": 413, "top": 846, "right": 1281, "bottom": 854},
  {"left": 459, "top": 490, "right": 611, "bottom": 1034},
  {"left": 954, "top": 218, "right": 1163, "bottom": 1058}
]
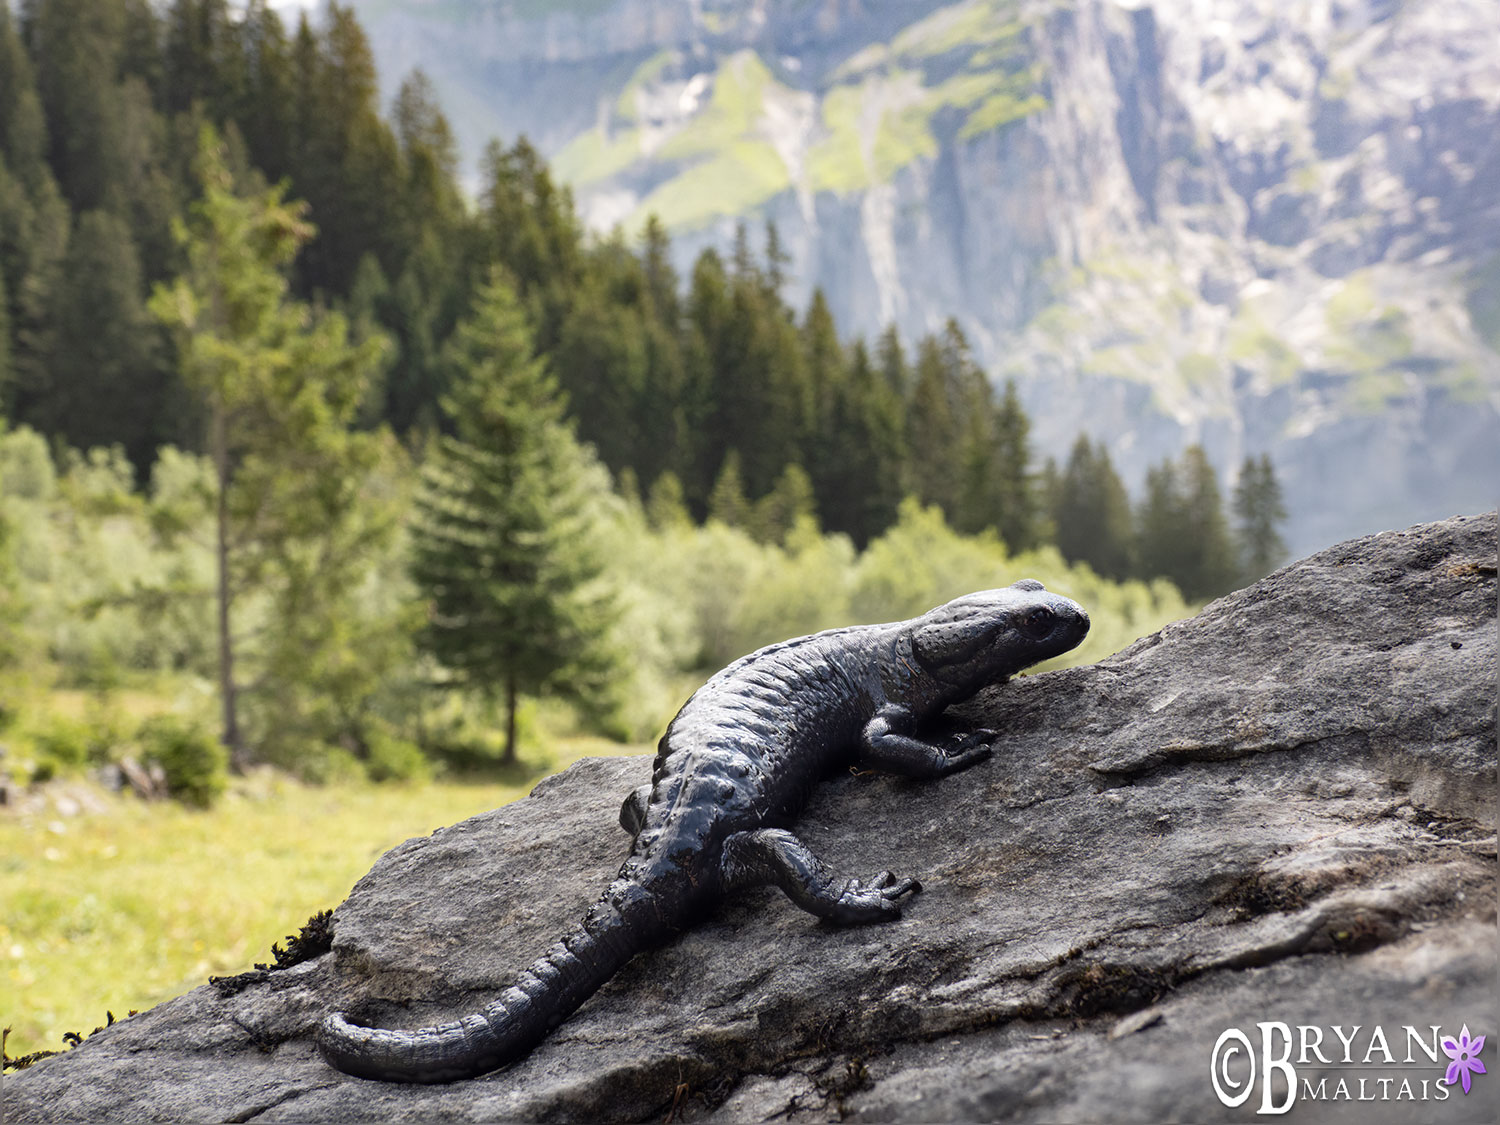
[
  {"left": 753, "top": 463, "right": 819, "bottom": 545},
  {"left": 990, "top": 381, "right": 1042, "bottom": 552},
  {"left": 363, "top": 730, "right": 430, "bottom": 783},
  {"left": 1135, "top": 445, "right": 1239, "bottom": 601},
  {"left": 138, "top": 714, "right": 227, "bottom": 807},
  {"left": 44, "top": 210, "right": 164, "bottom": 469},
  {"left": 645, "top": 470, "right": 692, "bottom": 530},
  {"left": 708, "top": 450, "right": 753, "bottom": 528},
  {"left": 1178, "top": 446, "right": 1239, "bottom": 598},
  {"left": 149, "top": 126, "right": 392, "bottom": 772},
  {"left": 1052, "top": 436, "right": 1134, "bottom": 580},
  {"left": 818, "top": 339, "right": 904, "bottom": 547},
  {"left": 906, "top": 332, "right": 963, "bottom": 514},
  {"left": 0, "top": 0, "right": 1279, "bottom": 757},
  {"left": 0, "top": 270, "right": 11, "bottom": 404},
  {"left": 410, "top": 269, "right": 621, "bottom": 762},
  {"left": 1232, "top": 453, "right": 1289, "bottom": 582}
]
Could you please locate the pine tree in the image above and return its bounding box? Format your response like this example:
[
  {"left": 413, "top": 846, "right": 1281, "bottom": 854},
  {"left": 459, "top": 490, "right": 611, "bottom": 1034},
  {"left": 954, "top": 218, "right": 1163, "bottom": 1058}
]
[
  {"left": 163, "top": 0, "right": 235, "bottom": 117},
  {"left": 799, "top": 287, "right": 844, "bottom": 513},
  {"left": 820, "top": 339, "right": 903, "bottom": 547},
  {"left": 0, "top": 5, "right": 49, "bottom": 185},
  {"left": 633, "top": 220, "right": 688, "bottom": 491},
  {"left": 410, "top": 267, "right": 619, "bottom": 763},
  {"left": 991, "top": 380, "right": 1041, "bottom": 552},
  {"left": 1053, "top": 436, "right": 1133, "bottom": 580},
  {"left": 1134, "top": 446, "right": 1238, "bottom": 600},
  {"left": 906, "top": 332, "right": 962, "bottom": 515},
  {"left": 707, "top": 450, "right": 752, "bottom": 529},
  {"left": 1179, "top": 445, "right": 1238, "bottom": 599},
  {"left": 682, "top": 247, "right": 732, "bottom": 507},
  {"left": 27, "top": 0, "right": 129, "bottom": 214},
  {"left": 1135, "top": 459, "right": 1181, "bottom": 583},
  {"left": 0, "top": 270, "right": 12, "bottom": 403},
  {"left": 149, "top": 126, "right": 388, "bottom": 768},
  {"left": 876, "top": 323, "right": 909, "bottom": 398},
  {"left": 753, "top": 462, "right": 818, "bottom": 545},
  {"left": 551, "top": 267, "right": 648, "bottom": 476},
  {"left": 640, "top": 214, "right": 679, "bottom": 325},
  {"left": 234, "top": 0, "right": 296, "bottom": 183},
  {"left": 953, "top": 377, "right": 998, "bottom": 537},
  {"left": 477, "top": 136, "right": 582, "bottom": 352},
  {"left": 1232, "top": 453, "right": 1289, "bottom": 582},
  {"left": 764, "top": 219, "right": 789, "bottom": 297},
  {"left": 46, "top": 208, "right": 163, "bottom": 469},
  {"left": 645, "top": 470, "right": 691, "bottom": 531},
  {"left": 0, "top": 418, "right": 30, "bottom": 728}
]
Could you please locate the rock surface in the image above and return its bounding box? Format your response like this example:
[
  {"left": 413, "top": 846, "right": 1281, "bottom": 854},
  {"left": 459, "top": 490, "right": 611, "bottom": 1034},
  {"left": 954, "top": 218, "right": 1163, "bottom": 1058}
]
[{"left": 5, "top": 513, "right": 1495, "bottom": 1123}]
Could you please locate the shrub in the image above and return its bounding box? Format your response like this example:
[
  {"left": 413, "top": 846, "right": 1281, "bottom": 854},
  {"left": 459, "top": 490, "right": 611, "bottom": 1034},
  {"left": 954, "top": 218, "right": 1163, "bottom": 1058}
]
[
  {"left": 31, "top": 715, "right": 95, "bottom": 769},
  {"left": 364, "top": 730, "right": 431, "bottom": 783},
  {"left": 138, "top": 715, "right": 228, "bottom": 808}
]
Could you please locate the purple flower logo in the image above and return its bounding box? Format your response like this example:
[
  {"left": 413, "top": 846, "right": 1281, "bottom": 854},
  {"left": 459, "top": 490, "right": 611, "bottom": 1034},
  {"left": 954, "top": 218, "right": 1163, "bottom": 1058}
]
[{"left": 1441, "top": 1025, "right": 1487, "bottom": 1094}]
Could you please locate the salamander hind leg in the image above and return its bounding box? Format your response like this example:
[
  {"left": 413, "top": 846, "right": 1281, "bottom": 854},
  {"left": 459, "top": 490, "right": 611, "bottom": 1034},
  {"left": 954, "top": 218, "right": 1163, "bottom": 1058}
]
[{"left": 720, "top": 829, "right": 921, "bottom": 924}]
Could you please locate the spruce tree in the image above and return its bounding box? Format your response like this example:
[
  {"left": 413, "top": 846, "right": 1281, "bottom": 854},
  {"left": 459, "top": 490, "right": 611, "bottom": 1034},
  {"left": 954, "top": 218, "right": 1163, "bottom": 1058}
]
[
  {"left": 46, "top": 208, "right": 163, "bottom": 470},
  {"left": 906, "top": 332, "right": 963, "bottom": 515},
  {"left": 0, "top": 419, "right": 27, "bottom": 728},
  {"left": 1053, "top": 436, "right": 1133, "bottom": 580},
  {"left": 0, "top": 270, "right": 11, "bottom": 402},
  {"left": 821, "top": 338, "right": 903, "bottom": 547},
  {"left": 799, "top": 287, "right": 844, "bottom": 514},
  {"left": 991, "top": 380, "right": 1041, "bottom": 552},
  {"left": 1232, "top": 453, "right": 1289, "bottom": 582},
  {"left": 876, "top": 323, "right": 909, "bottom": 398},
  {"left": 1134, "top": 446, "right": 1238, "bottom": 601},
  {"left": 707, "top": 450, "right": 752, "bottom": 529},
  {"left": 753, "top": 463, "right": 818, "bottom": 545},
  {"left": 645, "top": 470, "right": 691, "bottom": 531},
  {"left": 410, "top": 267, "right": 619, "bottom": 763},
  {"left": 682, "top": 247, "right": 732, "bottom": 506},
  {"left": 1179, "top": 445, "right": 1238, "bottom": 599},
  {"left": 1135, "top": 458, "right": 1184, "bottom": 588}
]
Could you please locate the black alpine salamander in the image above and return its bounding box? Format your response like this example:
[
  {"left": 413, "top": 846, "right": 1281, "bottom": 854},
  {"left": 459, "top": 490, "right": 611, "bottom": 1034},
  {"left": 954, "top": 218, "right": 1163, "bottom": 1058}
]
[{"left": 318, "top": 581, "right": 1089, "bottom": 1083}]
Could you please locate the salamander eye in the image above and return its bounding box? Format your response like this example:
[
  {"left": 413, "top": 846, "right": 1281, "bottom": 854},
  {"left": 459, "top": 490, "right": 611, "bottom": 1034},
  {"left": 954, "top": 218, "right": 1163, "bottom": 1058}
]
[{"left": 1020, "top": 606, "right": 1055, "bottom": 639}]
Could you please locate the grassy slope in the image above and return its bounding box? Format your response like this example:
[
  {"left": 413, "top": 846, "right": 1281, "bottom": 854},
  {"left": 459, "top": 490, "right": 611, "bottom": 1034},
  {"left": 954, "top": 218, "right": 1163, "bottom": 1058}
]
[
  {"left": 1, "top": 738, "right": 647, "bottom": 1058},
  {"left": 553, "top": 0, "right": 1047, "bottom": 230}
]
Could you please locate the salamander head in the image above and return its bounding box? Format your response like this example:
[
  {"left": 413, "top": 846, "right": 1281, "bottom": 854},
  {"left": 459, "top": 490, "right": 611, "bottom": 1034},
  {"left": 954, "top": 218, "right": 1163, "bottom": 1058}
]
[{"left": 909, "top": 580, "right": 1090, "bottom": 692}]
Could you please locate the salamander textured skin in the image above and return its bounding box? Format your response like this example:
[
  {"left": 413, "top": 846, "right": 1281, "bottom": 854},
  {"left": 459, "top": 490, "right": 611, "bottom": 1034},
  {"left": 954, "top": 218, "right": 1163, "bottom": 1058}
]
[{"left": 317, "top": 582, "right": 1090, "bottom": 1083}]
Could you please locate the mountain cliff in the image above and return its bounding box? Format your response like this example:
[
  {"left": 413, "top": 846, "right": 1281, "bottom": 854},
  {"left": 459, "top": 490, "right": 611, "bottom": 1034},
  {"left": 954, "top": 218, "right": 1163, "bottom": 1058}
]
[{"left": 341, "top": 0, "right": 1499, "bottom": 556}]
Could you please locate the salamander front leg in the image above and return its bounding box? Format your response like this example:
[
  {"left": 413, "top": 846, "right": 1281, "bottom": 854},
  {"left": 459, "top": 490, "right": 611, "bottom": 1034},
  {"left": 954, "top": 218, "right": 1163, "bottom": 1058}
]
[
  {"left": 720, "top": 828, "right": 920, "bottom": 924},
  {"left": 859, "top": 704, "right": 994, "bottom": 778}
]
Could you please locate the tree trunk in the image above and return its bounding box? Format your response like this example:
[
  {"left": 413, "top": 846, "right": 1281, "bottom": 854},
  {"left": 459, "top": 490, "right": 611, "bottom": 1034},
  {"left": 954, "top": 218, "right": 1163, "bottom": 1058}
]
[
  {"left": 503, "top": 674, "right": 518, "bottom": 764},
  {"left": 212, "top": 395, "right": 243, "bottom": 771}
]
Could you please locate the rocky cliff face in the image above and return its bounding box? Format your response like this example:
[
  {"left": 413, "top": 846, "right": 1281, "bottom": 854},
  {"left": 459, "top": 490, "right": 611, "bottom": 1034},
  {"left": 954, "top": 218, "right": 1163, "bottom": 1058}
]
[
  {"left": 342, "top": 0, "right": 1500, "bottom": 559},
  {"left": 5, "top": 511, "right": 1495, "bottom": 1122}
]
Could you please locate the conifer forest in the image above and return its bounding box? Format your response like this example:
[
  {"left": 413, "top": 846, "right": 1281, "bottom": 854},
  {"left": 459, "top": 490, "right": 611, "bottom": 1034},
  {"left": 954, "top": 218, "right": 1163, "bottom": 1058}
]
[{"left": 0, "top": 0, "right": 1287, "bottom": 774}]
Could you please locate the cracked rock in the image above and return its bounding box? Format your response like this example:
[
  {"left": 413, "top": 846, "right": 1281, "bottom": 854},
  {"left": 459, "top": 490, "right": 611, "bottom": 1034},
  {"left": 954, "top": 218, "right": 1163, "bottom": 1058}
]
[{"left": 5, "top": 513, "right": 1495, "bottom": 1123}]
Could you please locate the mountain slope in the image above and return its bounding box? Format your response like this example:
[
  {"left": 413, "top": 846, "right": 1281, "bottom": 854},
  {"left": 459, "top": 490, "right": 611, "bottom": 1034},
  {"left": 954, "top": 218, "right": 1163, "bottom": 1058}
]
[{"left": 344, "top": 0, "right": 1500, "bottom": 556}]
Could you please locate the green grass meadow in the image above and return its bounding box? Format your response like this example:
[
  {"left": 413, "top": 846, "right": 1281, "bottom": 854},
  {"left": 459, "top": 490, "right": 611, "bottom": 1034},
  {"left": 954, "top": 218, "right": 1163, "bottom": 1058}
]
[{"left": 1, "top": 736, "right": 648, "bottom": 1059}]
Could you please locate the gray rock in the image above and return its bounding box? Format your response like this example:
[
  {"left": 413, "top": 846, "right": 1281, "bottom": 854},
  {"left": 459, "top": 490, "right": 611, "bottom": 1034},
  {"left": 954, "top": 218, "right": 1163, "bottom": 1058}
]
[{"left": 6, "top": 513, "right": 1495, "bottom": 1123}]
